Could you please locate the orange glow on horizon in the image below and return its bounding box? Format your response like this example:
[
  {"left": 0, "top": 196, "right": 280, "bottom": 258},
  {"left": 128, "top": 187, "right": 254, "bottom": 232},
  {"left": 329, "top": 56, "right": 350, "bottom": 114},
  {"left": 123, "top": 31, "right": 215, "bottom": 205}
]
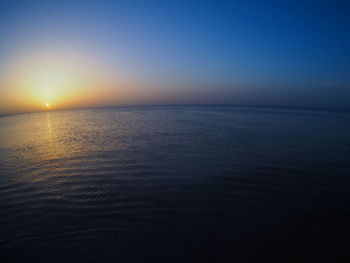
[
  {"left": 0, "top": 47, "right": 177, "bottom": 114},
  {"left": 0, "top": 49, "right": 112, "bottom": 113}
]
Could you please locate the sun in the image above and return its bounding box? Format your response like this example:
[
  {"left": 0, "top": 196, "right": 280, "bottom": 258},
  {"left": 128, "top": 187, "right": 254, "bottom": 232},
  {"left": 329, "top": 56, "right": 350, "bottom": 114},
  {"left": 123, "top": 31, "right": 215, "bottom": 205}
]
[
  {"left": 12, "top": 63, "right": 83, "bottom": 109},
  {"left": 6, "top": 51, "right": 99, "bottom": 112}
]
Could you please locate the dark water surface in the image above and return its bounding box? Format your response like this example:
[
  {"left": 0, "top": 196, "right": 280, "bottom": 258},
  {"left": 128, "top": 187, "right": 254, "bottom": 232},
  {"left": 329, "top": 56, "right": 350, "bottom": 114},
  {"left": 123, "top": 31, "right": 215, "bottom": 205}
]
[{"left": 1, "top": 106, "right": 350, "bottom": 262}]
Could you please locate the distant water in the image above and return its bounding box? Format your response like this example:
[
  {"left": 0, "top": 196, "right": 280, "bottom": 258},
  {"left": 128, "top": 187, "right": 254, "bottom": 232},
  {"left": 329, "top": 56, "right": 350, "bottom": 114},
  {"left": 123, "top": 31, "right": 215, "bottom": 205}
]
[{"left": 1, "top": 106, "right": 350, "bottom": 262}]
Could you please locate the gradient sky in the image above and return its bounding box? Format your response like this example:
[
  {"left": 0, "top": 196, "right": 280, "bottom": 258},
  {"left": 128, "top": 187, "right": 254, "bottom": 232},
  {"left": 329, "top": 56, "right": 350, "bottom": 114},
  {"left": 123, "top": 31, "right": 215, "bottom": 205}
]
[{"left": 1, "top": 0, "right": 350, "bottom": 114}]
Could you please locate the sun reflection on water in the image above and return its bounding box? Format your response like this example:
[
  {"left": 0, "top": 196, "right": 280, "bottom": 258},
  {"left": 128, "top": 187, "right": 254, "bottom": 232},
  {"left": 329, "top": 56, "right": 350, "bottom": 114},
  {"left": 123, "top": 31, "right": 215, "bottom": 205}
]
[{"left": 46, "top": 112, "right": 53, "bottom": 144}]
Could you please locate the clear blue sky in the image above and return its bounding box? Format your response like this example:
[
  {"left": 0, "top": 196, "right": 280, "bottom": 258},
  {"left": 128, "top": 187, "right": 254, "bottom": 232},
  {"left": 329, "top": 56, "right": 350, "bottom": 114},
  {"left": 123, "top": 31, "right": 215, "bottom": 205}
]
[{"left": 1, "top": 0, "right": 350, "bottom": 112}]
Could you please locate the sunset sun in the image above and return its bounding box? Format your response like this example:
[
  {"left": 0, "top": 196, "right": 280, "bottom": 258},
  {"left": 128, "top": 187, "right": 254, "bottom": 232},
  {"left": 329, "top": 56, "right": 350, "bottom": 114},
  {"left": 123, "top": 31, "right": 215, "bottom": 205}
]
[
  {"left": 29, "top": 66, "right": 82, "bottom": 105},
  {"left": 5, "top": 56, "right": 92, "bottom": 111}
]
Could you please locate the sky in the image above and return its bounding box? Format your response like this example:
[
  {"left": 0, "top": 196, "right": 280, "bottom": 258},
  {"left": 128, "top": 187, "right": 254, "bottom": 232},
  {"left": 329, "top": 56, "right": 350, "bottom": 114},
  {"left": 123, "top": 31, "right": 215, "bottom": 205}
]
[{"left": 0, "top": 0, "right": 350, "bottom": 114}]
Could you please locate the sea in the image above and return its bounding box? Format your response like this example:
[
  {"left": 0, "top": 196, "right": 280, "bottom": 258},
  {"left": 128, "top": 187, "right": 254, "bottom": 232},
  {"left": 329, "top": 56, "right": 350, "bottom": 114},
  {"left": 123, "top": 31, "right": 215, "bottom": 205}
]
[{"left": 1, "top": 106, "right": 350, "bottom": 262}]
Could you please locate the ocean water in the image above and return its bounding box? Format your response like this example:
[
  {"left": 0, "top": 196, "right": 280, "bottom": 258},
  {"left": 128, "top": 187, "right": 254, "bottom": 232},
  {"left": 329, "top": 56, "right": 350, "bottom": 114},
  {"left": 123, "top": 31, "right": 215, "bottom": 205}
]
[{"left": 1, "top": 106, "right": 350, "bottom": 262}]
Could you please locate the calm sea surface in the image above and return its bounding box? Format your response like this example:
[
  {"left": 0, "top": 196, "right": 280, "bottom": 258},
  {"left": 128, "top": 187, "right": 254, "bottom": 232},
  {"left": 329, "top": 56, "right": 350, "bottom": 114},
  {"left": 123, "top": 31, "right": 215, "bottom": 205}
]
[{"left": 1, "top": 106, "right": 350, "bottom": 262}]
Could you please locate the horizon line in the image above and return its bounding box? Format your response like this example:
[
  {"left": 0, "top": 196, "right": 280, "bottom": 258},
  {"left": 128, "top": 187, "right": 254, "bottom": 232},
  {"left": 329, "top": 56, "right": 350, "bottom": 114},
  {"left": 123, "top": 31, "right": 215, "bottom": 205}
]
[{"left": 1, "top": 103, "right": 350, "bottom": 118}]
